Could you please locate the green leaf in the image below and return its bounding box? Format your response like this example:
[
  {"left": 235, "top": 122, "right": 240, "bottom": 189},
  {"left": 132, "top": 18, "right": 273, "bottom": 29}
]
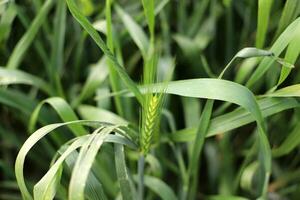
[
  {"left": 234, "top": 58, "right": 259, "bottom": 84},
  {"left": 207, "top": 195, "right": 248, "bottom": 200},
  {"left": 262, "top": 84, "right": 300, "bottom": 97},
  {"left": 256, "top": 0, "right": 273, "bottom": 48},
  {"left": 63, "top": 146, "right": 108, "bottom": 200},
  {"left": 219, "top": 47, "right": 274, "bottom": 78},
  {"left": 235, "top": 47, "right": 273, "bottom": 58},
  {"left": 115, "top": 5, "right": 149, "bottom": 56},
  {"left": 141, "top": 0, "right": 155, "bottom": 37},
  {"left": 6, "top": 0, "right": 54, "bottom": 69},
  {"left": 154, "top": 0, "right": 170, "bottom": 16},
  {"left": 277, "top": 31, "right": 300, "bottom": 86},
  {"left": 77, "top": 105, "right": 128, "bottom": 126},
  {"left": 15, "top": 120, "right": 120, "bottom": 199},
  {"left": 187, "top": 99, "right": 213, "bottom": 199},
  {"left": 115, "top": 144, "right": 135, "bottom": 200},
  {"left": 34, "top": 138, "right": 83, "bottom": 200},
  {"left": 133, "top": 175, "right": 178, "bottom": 200},
  {"left": 93, "top": 19, "right": 107, "bottom": 34},
  {"left": 240, "top": 161, "right": 259, "bottom": 193},
  {"left": 0, "top": 3, "right": 17, "bottom": 43},
  {"left": 130, "top": 78, "right": 267, "bottom": 116},
  {"left": 272, "top": 122, "right": 300, "bottom": 157},
  {"left": 65, "top": 0, "right": 143, "bottom": 104},
  {"left": 29, "top": 97, "right": 86, "bottom": 136},
  {"left": 72, "top": 57, "right": 108, "bottom": 107},
  {"left": 247, "top": 17, "right": 300, "bottom": 87},
  {"left": 0, "top": 89, "right": 54, "bottom": 124},
  {"left": 171, "top": 98, "right": 299, "bottom": 142},
  {"left": 274, "top": 0, "right": 300, "bottom": 39},
  {"left": 68, "top": 127, "right": 112, "bottom": 200},
  {"left": 106, "top": 0, "right": 125, "bottom": 118},
  {"left": 0, "top": 67, "right": 53, "bottom": 95},
  {"left": 262, "top": 85, "right": 300, "bottom": 157},
  {"left": 49, "top": 0, "right": 66, "bottom": 95}
]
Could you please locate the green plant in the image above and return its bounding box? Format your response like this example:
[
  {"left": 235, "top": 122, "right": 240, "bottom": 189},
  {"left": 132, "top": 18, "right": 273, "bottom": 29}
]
[{"left": 1, "top": 0, "right": 300, "bottom": 200}]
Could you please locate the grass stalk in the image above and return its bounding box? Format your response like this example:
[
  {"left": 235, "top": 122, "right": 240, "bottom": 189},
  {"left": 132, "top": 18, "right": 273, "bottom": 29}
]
[{"left": 137, "top": 155, "right": 145, "bottom": 200}]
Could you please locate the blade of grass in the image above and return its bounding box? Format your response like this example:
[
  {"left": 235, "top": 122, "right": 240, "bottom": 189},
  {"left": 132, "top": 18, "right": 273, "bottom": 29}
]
[
  {"left": 105, "top": 4, "right": 134, "bottom": 199},
  {"left": 218, "top": 47, "right": 274, "bottom": 78},
  {"left": 225, "top": 0, "right": 234, "bottom": 62},
  {"left": 71, "top": 57, "right": 108, "bottom": 107},
  {"left": 277, "top": 32, "right": 300, "bottom": 86},
  {"left": 63, "top": 149, "right": 108, "bottom": 200},
  {"left": 262, "top": 84, "right": 300, "bottom": 97},
  {"left": 33, "top": 136, "right": 89, "bottom": 200},
  {"left": 0, "top": 3, "right": 17, "bottom": 43},
  {"left": 247, "top": 17, "right": 300, "bottom": 87},
  {"left": 69, "top": 126, "right": 114, "bottom": 200},
  {"left": 115, "top": 5, "right": 149, "bottom": 57},
  {"left": 115, "top": 144, "right": 136, "bottom": 200},
  {"left": 177, "top": 0, "right": 186, "bottom": 33},
  {"left": 14, "top": 5, "right": 50, "bottom": 72},
  {"left": 0, "top": 67, "right": 53, "bottom": 95},
  {"left": 272, "top": 122, "right": 300, "bottom": 157},
  {"left": 0, "top": 89, "right": 49, "bottom": 121},
  {"left": 65, "top": 0, "right": 143, "bottom": 105},
  {"left": 256, "top": 0, "right": 273, "bottom": 48},
  {"left": 207, "top": 195, "right": 248, "bottom": 200},
  {"left": 29, "top": 97, "right": 86, "bottom": 136},
  {"left": 171, "top": 98, "right": 299, "bottom": 142},
  {"left": 186, "top": 0, "right": 210, "bottom": 37},
  {"left": 141, "top": 0, "right": 155, "bottom": 39},
  {"left": 34, "top": 129, "right": 135, "bottom": 199},
  {"left": 187, "top": 100, "right": 213, "bottom": 200},
  {"left": 77, "top": 105, "right": 128, "bottom": 126},
  {"left": 106, "top": 0, "right": 125, "bottom": 117},
  {"left": 50, "top": 0, "right": 66, "bottom": 97},
  {"left": 133, "top": 175, "right": 178, "bottom": 200},
  {"left": 15, "top": 120, "right": 117, "bottom": 199},
  {"left": 274, "top": 0, "right": 300, "bottom": 39},
  {"left": 261, "top": 85, "right": 300, "bottom": 157},
  {"left": 6, "top": 0, "right": 54, "bottom": 69}
]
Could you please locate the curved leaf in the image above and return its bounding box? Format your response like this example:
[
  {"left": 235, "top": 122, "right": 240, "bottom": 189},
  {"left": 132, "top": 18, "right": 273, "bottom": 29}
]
[
  {"left": 133, "top": 175, "right": 178, "bottom": 200},
  {"left": 69, "top": 126, "right": 123, "bottom": 200},
  {"left": 15, "top": 120, "right": 126, "bottom": 200},
  {"left": 29, "top": 97, "right": 86, "bottom": 136},
  {"left": 247, "top": 17, "right": 300, "bottom": 87},
  {"left": 171, "top": 98, "right": 299, "bottom": 141},
  {"left": 78, "top": 105, "right": 128, "bottom": 126},
  {"left": 263, "top": 84, "right": 300, "bottom": 97},
  {"left": 0, "top": 67, "right": 52, "bottom": 94}
]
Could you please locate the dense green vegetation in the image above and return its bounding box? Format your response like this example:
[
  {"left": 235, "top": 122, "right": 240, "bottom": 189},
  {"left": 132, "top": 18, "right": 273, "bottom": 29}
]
[{"left": 1, "top": 0, "right": 300, "bottom": 199}]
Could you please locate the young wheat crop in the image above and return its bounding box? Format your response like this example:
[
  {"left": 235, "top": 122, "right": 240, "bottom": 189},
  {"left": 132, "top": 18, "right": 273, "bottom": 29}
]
[{"left": 1, "top": 1, "right": 300, "bottom": 200}]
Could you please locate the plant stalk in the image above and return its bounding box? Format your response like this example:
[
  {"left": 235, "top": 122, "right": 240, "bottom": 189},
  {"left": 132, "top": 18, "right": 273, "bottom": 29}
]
[{"left": 138, "top": 155, "right": 145, "bottom": 200}]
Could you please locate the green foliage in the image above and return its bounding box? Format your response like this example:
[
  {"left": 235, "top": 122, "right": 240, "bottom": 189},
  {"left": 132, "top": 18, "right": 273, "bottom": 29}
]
[{"left": 1, "top": 1, "right": 300, "bottom": 200}]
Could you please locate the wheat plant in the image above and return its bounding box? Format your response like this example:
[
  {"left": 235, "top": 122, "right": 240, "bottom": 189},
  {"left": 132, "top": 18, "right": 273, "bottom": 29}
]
[{"left": 1, "top": 0, "right": 300, "bottom": 200}]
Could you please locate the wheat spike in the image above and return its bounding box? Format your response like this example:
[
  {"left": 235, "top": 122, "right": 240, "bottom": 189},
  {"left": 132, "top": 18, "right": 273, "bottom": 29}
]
[{"left": 141, "top": 94, "right": 160, "bottom": 155}]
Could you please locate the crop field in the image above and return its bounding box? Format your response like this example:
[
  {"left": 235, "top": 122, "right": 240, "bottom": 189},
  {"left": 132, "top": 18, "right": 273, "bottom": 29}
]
[{"left": 1, "top": 0, "right": 300, "bottom": 199}]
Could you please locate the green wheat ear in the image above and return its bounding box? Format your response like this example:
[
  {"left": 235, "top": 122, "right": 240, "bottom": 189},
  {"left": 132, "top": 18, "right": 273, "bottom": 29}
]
[{"left": 140, "top": 93, "right": 163, "bottom": 155}]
